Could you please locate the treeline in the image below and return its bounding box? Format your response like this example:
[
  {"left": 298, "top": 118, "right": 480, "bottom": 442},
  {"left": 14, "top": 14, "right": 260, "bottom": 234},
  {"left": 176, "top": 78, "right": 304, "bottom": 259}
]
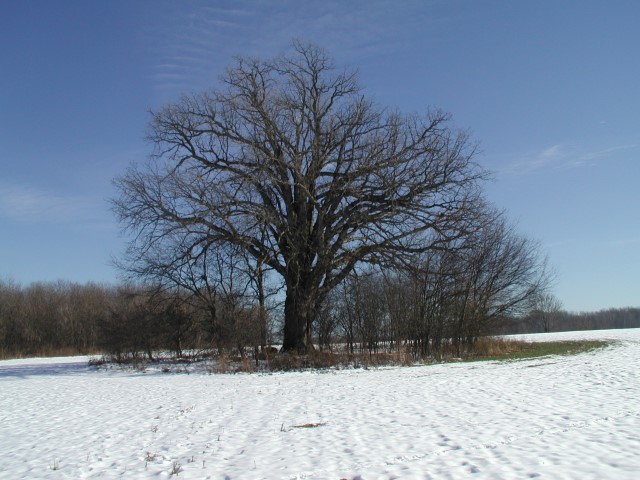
[
  {"left": 2, "top": 274, "right": 637, "bottom": 361},
  {"left": 0, "top": 279, "right": 269, "bottom": 361},
  {"left": 0, "top": 280, "right": 108, "bottom": 358},
  {"left": 498, "top": 307, "right": 640, "bottom": 335}
]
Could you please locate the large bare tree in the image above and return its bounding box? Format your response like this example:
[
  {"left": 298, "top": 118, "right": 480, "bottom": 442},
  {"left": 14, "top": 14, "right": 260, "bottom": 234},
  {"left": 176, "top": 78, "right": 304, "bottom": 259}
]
[{"left": 113, "top": 42, "right": 484, "bottom": 352}]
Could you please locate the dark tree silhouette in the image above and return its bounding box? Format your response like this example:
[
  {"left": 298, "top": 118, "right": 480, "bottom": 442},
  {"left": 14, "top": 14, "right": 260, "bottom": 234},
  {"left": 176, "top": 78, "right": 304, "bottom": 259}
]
[{"left": 113, "top": 42, "right": 484, "bottom": 352}]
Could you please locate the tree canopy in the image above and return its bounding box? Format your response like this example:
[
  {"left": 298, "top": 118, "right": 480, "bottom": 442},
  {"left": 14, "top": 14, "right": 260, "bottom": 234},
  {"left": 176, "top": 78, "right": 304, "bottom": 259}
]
[{"left": 113, "top": 42, "right": 489, "bottom": 352}]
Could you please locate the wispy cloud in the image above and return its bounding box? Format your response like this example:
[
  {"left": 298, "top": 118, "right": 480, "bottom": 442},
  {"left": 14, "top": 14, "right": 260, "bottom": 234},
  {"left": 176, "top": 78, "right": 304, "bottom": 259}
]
[
  {"left": 0, "top": 183, "right": 98, "bottom": 224},
  {"left": 608, "top": 237, "right": 640, "bottom": 247},
  {"left": 145, "top": 3, "right": 253, "bottom": 95},
  {"left": 501, "top": 144, "right": 567, "bottom": 175},
  {"left": 572, "top": 144, "right": 637, "bottom": 166},
  {"left": 145, "top": 0, "right": 435, "bottom": 98},
  {"left": 501, "top": 143, "right": 637, "bottom": 176}
]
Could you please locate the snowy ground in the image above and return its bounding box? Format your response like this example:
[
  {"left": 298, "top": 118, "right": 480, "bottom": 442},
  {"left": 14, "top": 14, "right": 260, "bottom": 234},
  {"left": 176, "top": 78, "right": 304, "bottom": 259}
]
[{"left": 1, "top": 329, "right": 639, "bottom": 479}]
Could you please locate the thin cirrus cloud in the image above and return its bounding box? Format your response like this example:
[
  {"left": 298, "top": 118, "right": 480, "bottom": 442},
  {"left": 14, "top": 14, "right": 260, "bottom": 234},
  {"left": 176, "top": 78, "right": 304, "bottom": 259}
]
[
  {"left": 0, "top": 183, "right": 97, "bottom": 224},
  {"left": 502, "top": 143, "right": 637, "bottom": 176},
  {"left": 145, "top": 1, "right": 428, "bottom": 97},
  {"left": 146, "top": 6, "right": 248, "bottom": 95},
  {"left": 502, "top": 144, "right": 568, "bottom": 176},
  {"left": 609, "top": 237, "right": 640, "bottom": 247},
  {"left": 573, "top": 144, "right": 637, "bottom": 165}
]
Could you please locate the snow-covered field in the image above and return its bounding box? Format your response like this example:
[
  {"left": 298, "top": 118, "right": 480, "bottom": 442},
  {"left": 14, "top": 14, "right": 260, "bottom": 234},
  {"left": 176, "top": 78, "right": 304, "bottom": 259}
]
[{"left": 1, "top": 329, "right": 639, "bottom": 479}]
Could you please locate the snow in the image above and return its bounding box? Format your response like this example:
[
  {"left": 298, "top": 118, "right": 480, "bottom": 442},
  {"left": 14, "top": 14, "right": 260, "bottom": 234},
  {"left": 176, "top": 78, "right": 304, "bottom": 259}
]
[{"left": 1, "top": 329, "right": 639, "bottom": 479}]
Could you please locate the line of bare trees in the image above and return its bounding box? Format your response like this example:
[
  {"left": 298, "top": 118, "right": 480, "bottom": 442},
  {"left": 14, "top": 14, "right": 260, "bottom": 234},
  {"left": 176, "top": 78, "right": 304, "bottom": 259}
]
[
  {"left": 499, "top": 306, "right": 640, "bottom": 335},
  {"left": 0, "top": 280, "right": 108, "bottom": 358},
  {"left": 0, "top": 279, "right": 273, "bottom": 361},
  {"left": 2, "top": 270, "right": 638, "bottom": 361},
  {"left": 314, "top": 209, "right": 551, "bottom": 358}
]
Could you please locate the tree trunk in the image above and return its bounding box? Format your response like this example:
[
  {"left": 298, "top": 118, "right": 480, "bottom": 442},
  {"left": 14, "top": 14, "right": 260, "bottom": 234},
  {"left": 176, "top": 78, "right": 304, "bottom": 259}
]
[{"left": 282, "top": 284, "right": 316, "bottom": 353}]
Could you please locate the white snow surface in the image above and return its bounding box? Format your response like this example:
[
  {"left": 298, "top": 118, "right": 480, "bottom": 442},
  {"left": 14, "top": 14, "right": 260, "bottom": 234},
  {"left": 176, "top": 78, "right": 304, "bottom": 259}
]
[{"left": 1, "top": 329, "right": 639, "bottom": 479}]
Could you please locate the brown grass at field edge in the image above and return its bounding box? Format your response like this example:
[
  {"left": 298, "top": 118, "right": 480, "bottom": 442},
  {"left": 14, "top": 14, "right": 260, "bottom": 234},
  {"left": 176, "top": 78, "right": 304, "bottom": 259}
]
[
  {"left": 265, "top": 338, "right": 613, "bottom": 371},
  {"left": 2, "top": 338, "right": 612, "bottom": 371},
  {"left": 0, "top": 346, "right": 103, "bottom": 361},
  {"left": 464, "top": 337, "right": 612, "bottom": 363}
]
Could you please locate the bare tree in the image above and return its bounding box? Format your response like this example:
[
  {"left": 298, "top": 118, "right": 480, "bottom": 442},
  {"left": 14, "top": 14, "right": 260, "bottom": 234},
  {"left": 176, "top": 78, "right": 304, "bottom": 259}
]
[
  {"left": 113, "top": 41, "right": 484, "bottom": 352},
  {"left": 0, "top": 279, "right": 25, "bottom": 357},
  {"left": 447, "top": 211, "right": 551, "bottom": 352},
  {"left": 314, "top": 299, "right": 338, "bottom": 351},
  {"left": 393, "top": 249, "right": 456, "bottom": 358},
  {"left": 530, "top": 292, "right": 563, "bottom": 333}
]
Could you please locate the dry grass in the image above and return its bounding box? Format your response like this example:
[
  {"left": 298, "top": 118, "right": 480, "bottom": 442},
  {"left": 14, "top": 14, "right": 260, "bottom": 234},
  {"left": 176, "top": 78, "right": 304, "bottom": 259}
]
[
  {"left": 469, "top": 336, "right": 528, "bottom": 358},
  {"left": 0, "top": 346, "right": 102, "bottom": 361},
  {"left": 74, "top": 337, "right": 612, "bottom": 373},
  {"left": 266, "top": 338, "right": 611, "bottom": 371},
  {"left": 291, "top": 422, "right": 327, "bottom": 429},
  {"left": 265, "top": 349, "right": 416, "bottom": 371},
  {"left": 464, "top": 337, "right": 610, "bottom": 362}
]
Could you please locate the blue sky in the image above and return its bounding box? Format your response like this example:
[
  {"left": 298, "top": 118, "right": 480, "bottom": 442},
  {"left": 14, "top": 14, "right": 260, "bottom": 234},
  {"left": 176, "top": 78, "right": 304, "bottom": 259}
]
[{"left": 1, "top": 0, "right": 638, "bottom": 312}]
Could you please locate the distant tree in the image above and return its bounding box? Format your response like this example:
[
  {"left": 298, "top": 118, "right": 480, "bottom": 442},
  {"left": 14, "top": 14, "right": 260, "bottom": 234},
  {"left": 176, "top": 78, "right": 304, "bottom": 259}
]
[
  {"left": 99, "top": 287, "right": 161, "bottom": 362},
  {"left": 0, "top": 279, "right": 25, "bottom": 357},
  {"left": 376, "top": 209, "right": 551, "bottom": 356},
  {"left": 394, "top": 247, "right": 458, "bottom": 358},
  {"left": 450, "top": 211, "right": 551, "bottom": 350},
  {"left": 314, "top": 299, "right": 338, "bottom": 352},
  {"left": 530, "top": 293, "right": 563, "bottom": 333},
  {"left": 113, "top": 41, "right": 485, "bottom": 352}
]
